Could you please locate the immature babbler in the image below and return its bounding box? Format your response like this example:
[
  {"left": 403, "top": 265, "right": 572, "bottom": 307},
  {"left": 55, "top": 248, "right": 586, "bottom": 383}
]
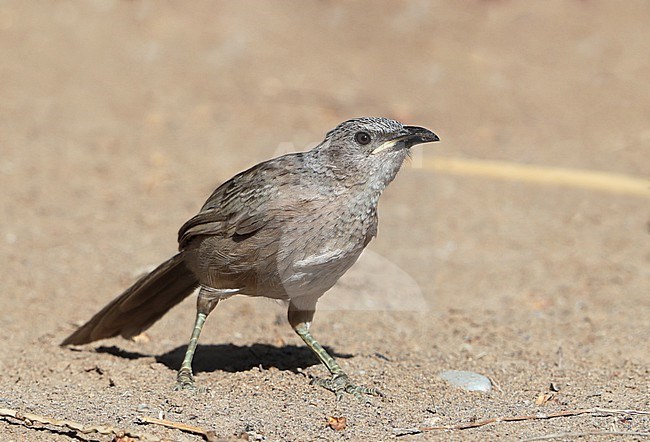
[{"left": 62, "top": 117, "right": 439, "bottom": 399}]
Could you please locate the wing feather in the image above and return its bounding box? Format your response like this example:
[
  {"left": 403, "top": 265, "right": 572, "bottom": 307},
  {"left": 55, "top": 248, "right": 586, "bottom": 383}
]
[{"left": 177, "top": 152, "right": 307, "bottom": 249}]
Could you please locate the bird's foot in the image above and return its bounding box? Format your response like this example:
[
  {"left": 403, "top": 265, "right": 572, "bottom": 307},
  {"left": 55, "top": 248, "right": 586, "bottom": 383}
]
[
  {"left": 174, "top": 369, "right": 198, "bottom": 391},
  {"left": 311, "top": 372, "right": 383, "bottom": 401}
]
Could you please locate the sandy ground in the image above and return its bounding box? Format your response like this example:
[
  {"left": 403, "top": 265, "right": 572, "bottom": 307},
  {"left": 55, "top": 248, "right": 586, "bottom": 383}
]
[{"left": 1, "top": 1, "right": 649, "bottom": 441}]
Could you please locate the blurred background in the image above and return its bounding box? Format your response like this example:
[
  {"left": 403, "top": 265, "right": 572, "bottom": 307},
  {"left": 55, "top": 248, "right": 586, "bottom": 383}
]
[{"left": 0, "top": 1, "right": 648, "bottom": 440}]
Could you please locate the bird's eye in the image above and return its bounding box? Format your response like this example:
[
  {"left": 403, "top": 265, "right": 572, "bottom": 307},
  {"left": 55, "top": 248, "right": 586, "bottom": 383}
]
[{"left": 355, "top": 131, "right": 371, "bottom": 145}]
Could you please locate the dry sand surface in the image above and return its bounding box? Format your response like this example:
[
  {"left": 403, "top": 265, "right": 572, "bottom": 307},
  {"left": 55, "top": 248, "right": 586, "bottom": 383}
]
[{"left": 1, "top": 1, "right": 649, "bottom": 441}]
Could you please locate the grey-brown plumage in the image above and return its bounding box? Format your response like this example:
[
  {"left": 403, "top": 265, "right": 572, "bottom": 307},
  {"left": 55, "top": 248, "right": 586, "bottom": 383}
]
[{"left": 62, "top": 117, "right": 439, "bottom": 399}]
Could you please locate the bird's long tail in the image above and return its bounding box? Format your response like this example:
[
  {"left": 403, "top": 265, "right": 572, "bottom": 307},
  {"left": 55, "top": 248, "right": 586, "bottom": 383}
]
[{"left": 61, "top": 253, "right": 199, "bottom": 345}]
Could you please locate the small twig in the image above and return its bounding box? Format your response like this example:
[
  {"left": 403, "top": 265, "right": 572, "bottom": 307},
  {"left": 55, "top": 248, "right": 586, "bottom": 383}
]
[
  {"left": 393, "top": 407, "right": 650, "bottom": 436},
  {"left": 138, "top": 415, "right": 218, "bottom": 442},
  {"left": 0, "top": 407, "right": 170, "bottom": 441},
  {"left": 522, "top": 431, "right": 650, "bottom": 441}
]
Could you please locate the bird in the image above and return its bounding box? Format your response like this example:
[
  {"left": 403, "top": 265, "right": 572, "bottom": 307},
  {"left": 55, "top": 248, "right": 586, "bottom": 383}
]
[{"left": 61, "top": 117, "right": 439, "bottom": 400}]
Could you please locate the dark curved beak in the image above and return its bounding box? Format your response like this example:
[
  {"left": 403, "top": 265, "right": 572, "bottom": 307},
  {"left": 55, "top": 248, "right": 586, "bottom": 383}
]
[
  {"left": 371, "top": 125, "right": 440, "bottom": 155},
  {"left": 402, "top": 125, "right": 440, "bottom": 147}
]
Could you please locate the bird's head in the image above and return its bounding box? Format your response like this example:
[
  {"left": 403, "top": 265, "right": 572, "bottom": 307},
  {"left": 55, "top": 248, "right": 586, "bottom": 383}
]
[{"left": 309, "top": 117, "right": 439, "bottom": 189}]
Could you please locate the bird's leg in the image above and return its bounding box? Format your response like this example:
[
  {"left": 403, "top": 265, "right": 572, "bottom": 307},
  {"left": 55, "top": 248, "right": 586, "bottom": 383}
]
[
  {"left": 288, "top": 302, "right": 383, "bottom": 400},
  {"left": 175, "top": 287, "right": 219, "bottom": 391}
]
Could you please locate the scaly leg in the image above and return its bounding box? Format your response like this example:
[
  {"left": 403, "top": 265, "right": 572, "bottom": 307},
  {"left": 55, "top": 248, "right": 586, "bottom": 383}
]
[
  {"left": 175, "top": 287, "right": 220, "bottom": 390},
  {"left": 288, "top": 302, "right": 382, "bottom": 400}
]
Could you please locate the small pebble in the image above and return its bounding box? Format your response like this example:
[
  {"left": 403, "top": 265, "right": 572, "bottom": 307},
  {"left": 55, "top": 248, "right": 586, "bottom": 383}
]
[{"left": 438, "top": 370, "right": 492, "bottom": 392}]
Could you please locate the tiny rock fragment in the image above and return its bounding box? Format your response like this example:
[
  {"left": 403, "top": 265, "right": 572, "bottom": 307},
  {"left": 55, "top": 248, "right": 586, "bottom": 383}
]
[
  {"left": 327, "top": 416, "right": 347, "bottom": 431},
  {"left": 438, "top": 370, "right": 492, "bottom": 392},
  {"left": 535, "top": 392, "right": 555, "bottom": 406},
  {"left": 274, "top": 337, "right": 286, "bottom": 346},
  {"left": 131, "top": 332, "right": 151, "bottom": 343}
]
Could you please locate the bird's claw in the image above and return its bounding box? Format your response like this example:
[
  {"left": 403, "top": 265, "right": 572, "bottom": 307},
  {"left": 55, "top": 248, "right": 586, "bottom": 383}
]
[
  {"left": 174, "top": 369, "right": 198, "bottom": 392},
  {"left": 311, "top": 372, "right": 383, "bottom": 401}
]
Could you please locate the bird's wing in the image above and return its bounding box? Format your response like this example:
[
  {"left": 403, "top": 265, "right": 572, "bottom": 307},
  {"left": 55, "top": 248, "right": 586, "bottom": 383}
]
[
  {"left": 177, "top": 209, "right": 227, "bottom": 248},
  {"left": 178, "top": 152, "right": 306, "bottom": 249}
]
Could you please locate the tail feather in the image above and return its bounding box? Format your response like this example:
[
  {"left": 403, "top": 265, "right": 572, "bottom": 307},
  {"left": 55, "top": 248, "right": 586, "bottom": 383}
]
[{"left": 61, "top": 253, "right": 199, "bottom": 345}]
